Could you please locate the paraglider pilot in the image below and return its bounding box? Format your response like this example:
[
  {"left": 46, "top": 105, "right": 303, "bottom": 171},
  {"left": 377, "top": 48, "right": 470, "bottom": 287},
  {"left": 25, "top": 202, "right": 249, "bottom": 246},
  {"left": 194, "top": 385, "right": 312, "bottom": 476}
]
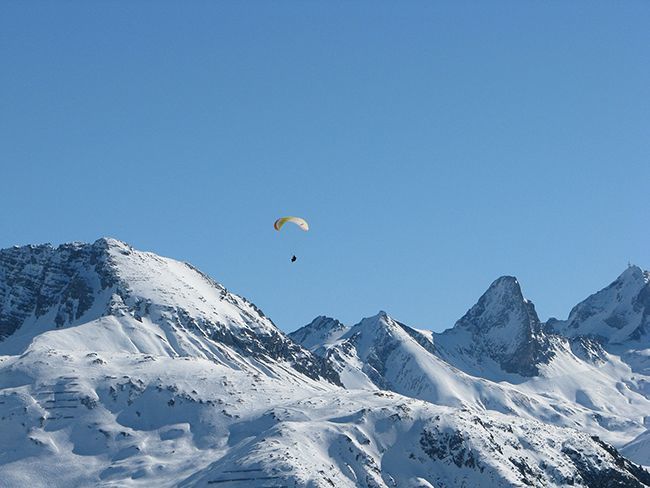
[{"left": 274, "top": 217, "right": 308, "bottom": 265}]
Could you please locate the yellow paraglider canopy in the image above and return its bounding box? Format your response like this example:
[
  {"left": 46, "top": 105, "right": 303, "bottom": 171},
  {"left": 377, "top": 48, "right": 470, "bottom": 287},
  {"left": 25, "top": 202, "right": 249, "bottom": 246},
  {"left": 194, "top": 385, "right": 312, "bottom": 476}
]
[{"left": 274, "top": 216, "right": 309, "bottom": 232}]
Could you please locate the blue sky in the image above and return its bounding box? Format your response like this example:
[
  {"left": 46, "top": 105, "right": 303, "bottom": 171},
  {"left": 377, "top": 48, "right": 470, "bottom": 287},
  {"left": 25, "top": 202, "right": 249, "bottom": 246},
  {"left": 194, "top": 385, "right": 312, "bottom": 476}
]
[{"left": 1, "top": 1, "right": 649, "bottom": 332}]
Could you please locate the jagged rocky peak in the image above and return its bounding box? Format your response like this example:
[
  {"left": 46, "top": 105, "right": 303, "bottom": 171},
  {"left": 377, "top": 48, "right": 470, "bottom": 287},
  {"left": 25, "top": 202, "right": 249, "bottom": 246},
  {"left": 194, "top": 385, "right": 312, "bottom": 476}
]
[
  {"left": 455, "top": 275, "right": 541, "bottom": 337},
  {"left": 0, "top": 238, "right": 119, "bottom": 339},
  {"left": 289, "top": 315, "right": 348, "bottom": 352},
  {"left": 440, "top": 275, "right": 554, "bottom": 377},
  {"left": 620, "top": 264, "right": 649, "bottom": 282},
  {"left": 559, "top": 265, "right": 650, "bottom": 344}
]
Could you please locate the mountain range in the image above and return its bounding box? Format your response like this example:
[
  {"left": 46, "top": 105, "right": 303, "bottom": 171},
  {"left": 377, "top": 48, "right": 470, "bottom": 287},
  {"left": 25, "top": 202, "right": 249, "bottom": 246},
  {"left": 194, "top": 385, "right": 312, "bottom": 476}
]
[{"left": 1, "top": 238, "right": 649, "bottom": 487}]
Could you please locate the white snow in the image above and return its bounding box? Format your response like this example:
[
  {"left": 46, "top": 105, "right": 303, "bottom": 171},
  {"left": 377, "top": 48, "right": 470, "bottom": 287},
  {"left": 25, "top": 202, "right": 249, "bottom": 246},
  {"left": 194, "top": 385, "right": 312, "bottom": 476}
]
[{"left": 1, "top": 239, "right": 650, "bottom": 487}]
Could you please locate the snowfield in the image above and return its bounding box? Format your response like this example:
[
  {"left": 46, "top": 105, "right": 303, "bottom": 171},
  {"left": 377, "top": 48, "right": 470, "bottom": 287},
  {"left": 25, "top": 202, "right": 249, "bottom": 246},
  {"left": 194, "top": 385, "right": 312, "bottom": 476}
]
[{"left": 1, "top": 238, "right": 649, "bottom": 487}]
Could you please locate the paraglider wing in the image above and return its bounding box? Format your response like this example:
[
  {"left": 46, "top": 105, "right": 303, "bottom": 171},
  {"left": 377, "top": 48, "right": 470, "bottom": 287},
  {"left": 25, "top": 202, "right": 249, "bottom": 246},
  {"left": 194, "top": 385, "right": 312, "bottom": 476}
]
[{"left": 274, "top": 216, "right": 309, "bottom": 232}]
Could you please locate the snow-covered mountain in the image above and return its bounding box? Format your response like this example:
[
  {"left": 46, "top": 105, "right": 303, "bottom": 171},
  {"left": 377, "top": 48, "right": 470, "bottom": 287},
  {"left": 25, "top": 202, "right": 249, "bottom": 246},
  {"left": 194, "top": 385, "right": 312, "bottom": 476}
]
[
  {"left": 0, "top": 238, "right": 338, "bottom": 383},
  {"left": 289, "top": 315, "right": 348, "bottom": 356},
  {"left": 295, "top": 269, "right": 650, "bottom": 469},
  {"left": 1, "top": 238, "right": 649, "bottom": 487},
  {"left": 551, "top": 265, "right": 650, "bottom": 345},
  {"left": 434, "top": 276, "right": 556, "bottom": 378}
]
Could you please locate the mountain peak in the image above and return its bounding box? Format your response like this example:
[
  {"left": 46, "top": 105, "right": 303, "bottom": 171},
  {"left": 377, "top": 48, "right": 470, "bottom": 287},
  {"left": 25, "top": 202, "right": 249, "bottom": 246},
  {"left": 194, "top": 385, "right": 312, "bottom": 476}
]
[
  {"left": 371, "top": 310, "right": 391, "bottom": 322},
  {"left": 295, "top": 315, "right": 346, "bottom": 333},
  {"left": 455, "top": 275, "right": 534, "bottom": 334},
  {"left": 483, "top": 275, "right": 524, "bottom": 301},
  {"left": 558, "top": 265, "right": 650, "bottom": 344},
  {"left": 3, "top": 240, "right": 650, "bottom": 485},
  {"left": 93, "top": 236, "right": 130, "bottom": 250},
  {"left": 492, "top": 275, "right": 520, "bottom": 286},
  {"left": 355, "top": 311, "right": 398, "bottom": 333},
  {"left": 289, "top": 316, "right": 348, "bottom": 352},
  {"left": 441, "top": 275, "right": 552, "bottom": 376},
  {"left": 617, "top": 264, "right": 648, "bottom": 285},
  {"left": 0, "top": 238, "right": 340, "bottom": 384}
]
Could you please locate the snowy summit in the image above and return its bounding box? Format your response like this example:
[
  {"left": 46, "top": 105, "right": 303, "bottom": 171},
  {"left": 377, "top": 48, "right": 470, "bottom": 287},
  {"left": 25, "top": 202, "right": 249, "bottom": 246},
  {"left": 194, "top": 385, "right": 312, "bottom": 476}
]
[{"left": 1, "top": 238, "right": 650, "bottom": 487}]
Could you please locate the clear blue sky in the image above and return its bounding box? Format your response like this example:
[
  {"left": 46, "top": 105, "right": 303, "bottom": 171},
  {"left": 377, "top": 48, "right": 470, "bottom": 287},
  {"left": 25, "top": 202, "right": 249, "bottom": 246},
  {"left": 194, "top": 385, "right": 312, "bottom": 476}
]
[{"left": 2, "top": 1, "right": 649, "bottom": 332}]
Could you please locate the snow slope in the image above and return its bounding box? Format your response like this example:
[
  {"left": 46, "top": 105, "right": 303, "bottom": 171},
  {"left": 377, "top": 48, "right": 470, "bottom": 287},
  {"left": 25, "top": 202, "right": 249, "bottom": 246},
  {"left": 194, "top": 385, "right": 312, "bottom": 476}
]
[
  {"left": 624, "top": 429, "right": 650, "bottom": 468},
  {"left": 300, "top": 311, "right": 650, "bottom": 449},
  {"left": 3, "top": 344, "right": 648, "bottom": 487},
  {"left": 0, "top": 238, "right": 338, "bottom": 383},
  {"left": 553, "top": 266, "right": 650, "bottom": 345},
  {"left": 1, "top": 239, "right": 650, "bottom": 487},
  {"left": 289, "top": 316, "right": 348, "bottom": 355},
  {"left": 296, "top": 271, "right": 650, "bottom": 466}
]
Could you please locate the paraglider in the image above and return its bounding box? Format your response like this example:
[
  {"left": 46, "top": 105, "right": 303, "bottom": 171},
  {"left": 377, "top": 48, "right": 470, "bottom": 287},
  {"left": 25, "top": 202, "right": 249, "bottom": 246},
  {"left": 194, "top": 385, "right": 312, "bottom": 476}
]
[
  {"left": 273, "top": 216, "right": 309, "bottom": 232},
  {"left": 274, "top": 216, "right": 308, "bottom": 263}
]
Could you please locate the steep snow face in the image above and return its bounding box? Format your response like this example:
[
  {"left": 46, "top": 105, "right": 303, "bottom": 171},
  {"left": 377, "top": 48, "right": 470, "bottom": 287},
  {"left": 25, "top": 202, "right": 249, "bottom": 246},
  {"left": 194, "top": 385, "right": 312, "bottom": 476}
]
[
  {"left": 0, "top": 238, "right": 338, "bottom": 384},
  {"left": 554, "top": 265, "right": 650, "bottom": 345},
  {"left": 289, "top": 316, "right": 348, "bottom": 354},
  {"left": 308, "top": 311, "right": 454, "bottom": 394},
  {"left": 334, "top": 312, "right": 440, "bottom": 389},
  {"left": 623, "top": 429, "right": 650, "bottom": 467},
  {"left": 435, "top": 276, "right": 555, "bottom": 377}
]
